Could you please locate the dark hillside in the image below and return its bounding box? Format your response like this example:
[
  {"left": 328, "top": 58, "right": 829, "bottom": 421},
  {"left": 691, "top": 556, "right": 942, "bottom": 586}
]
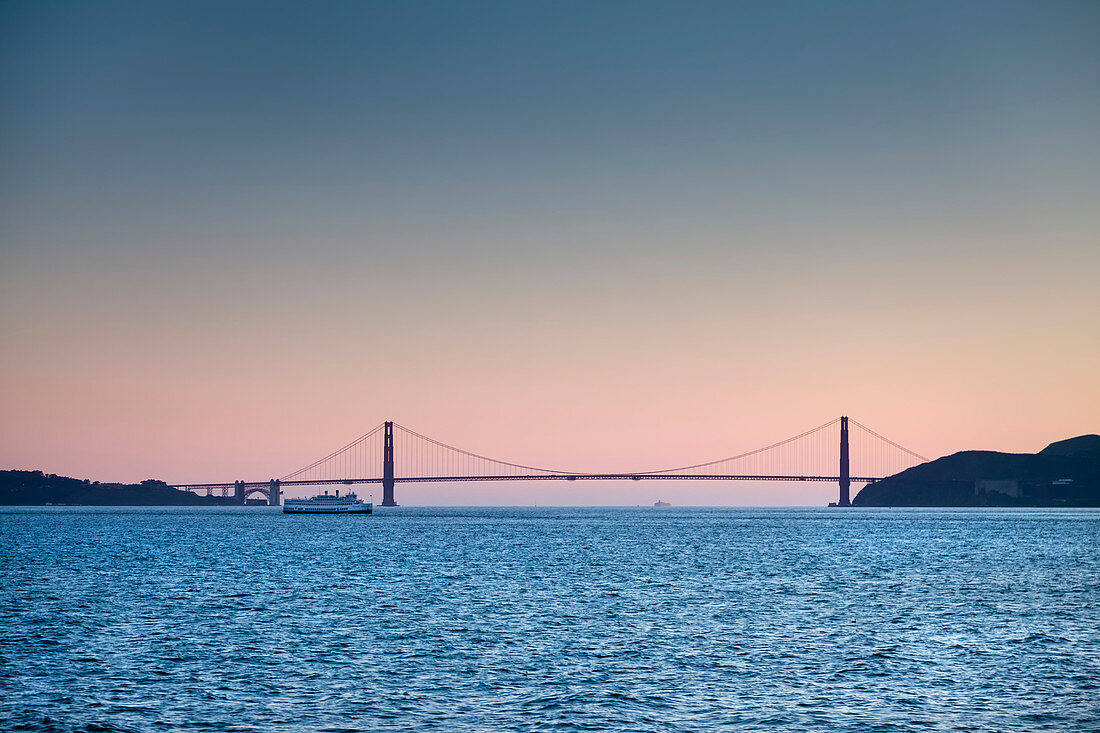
[
  {"left": 0, "top": 470, "right": 236, "bottom": 506},
  {"left": 1038, "top": 434, "right": 1100, "bottom": 457},
  {"left": 853, "top": 435, "right": 1100, "bottom": 507}
]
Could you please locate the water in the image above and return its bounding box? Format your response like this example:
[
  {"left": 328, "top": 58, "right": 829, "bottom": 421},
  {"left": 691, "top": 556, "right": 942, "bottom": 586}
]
[{"left": 1, "top": 507, "right": 1098, "bottom": 732}]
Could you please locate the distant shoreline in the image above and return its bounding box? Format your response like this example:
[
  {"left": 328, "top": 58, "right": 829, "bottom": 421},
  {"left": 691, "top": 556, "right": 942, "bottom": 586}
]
[
  {"left": 0, "top": 470, "right": 238, "bottom": 506},
  {"left": 853, "top": 434, "right": 1099, "bottom": 507},
  {"left": 5, "top": 432, "right": 1098, "bottom": 510}
]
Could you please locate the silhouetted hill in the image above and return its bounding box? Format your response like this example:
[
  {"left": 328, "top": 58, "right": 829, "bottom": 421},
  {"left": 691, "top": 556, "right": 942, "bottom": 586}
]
[
  {"left": 0, "top": 470, "right": 235, "bottom": 506},
  {"left": 1038, "top": 434, "right": 1100, "bottom": 458},
  {"left": 853, "top": 435, "right": 1100, "bottom": 507}
]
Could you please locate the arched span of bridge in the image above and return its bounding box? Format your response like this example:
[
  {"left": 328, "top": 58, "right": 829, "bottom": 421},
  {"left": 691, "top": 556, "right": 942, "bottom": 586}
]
[{"left": 172, "top": 416, "right": 926, "bottom": 507}]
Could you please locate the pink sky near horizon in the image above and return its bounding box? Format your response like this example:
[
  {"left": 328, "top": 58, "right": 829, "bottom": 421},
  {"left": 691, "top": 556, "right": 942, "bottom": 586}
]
[
  {"left": 2, "top": 187, "right": 1097, "bottom": 506},
  {"left": 1, "top": 2, "right": 1098, "bottom": 505},
  {"left": 2, "top": 239, "right": 1096, "bottom": 506}
]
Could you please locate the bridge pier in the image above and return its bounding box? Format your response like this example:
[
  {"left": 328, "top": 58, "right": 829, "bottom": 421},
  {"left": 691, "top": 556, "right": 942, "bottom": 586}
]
[
  {"left": 234, "top": 480, "right": 246, "bottom": 505},
  {"left": 838, "top": 416, "right": 851, "bottom": 506},
  {"left": 381, "top": 421, "right": 397, "bottom": 506},
  {"left": 269, "top": 479, "right": 281, "bottom": 507}
]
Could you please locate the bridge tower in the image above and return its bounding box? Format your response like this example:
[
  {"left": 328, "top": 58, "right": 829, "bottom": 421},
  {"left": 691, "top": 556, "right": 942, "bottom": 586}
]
[
  {"left": 269, "top": 479, "right": 281, "bottom": 507},
  {"left": 839, "top": 416, "right": 851, "bottom": 506},
  {"left": 234, "top": 480, "right": 246, "bottom": 505},
  {"left": 381, "top": 421, "right": 397, "bottom": 506}
]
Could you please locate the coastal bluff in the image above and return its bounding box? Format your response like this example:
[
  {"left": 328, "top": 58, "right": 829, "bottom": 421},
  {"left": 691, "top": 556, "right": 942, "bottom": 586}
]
[
  {"left": 853, "top": 435, "right": 1100, "bottom": 507},
  {"left": 0, "top": 470, "right": 235, "bottom": 506}
]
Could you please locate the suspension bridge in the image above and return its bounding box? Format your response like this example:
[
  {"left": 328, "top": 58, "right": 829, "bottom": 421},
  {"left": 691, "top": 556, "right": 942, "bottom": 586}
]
[{"left": 170, "top": 416, "right": 927, "bottom": 507}]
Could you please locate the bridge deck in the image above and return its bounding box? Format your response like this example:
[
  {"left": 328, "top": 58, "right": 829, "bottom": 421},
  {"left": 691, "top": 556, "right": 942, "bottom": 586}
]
[{"left": 171, "top": 474, "right": 883, "bottom": 491}]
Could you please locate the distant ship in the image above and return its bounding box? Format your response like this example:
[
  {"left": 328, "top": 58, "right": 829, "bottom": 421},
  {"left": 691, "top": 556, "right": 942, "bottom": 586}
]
[
  {"left": 283, "top": 489, "right": 373, "bottom": 514},
  {"left": 653, "top": 500, "right": 671, "bottom": 507}
]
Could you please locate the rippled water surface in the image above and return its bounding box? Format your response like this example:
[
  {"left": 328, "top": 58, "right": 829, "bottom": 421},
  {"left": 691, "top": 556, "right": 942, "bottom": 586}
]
[{"left": 1, "top": 507, "right": 1098, "bottom": 732}]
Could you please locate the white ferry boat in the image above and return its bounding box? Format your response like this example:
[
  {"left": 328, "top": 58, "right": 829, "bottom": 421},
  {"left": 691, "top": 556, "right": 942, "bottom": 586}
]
[{"left": 283, "top": 489, "right": 373, "bottom": 514}]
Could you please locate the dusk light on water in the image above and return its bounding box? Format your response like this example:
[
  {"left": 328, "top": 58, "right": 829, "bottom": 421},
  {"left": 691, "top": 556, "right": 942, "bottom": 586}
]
[{"left": 1, "top": 1, "right": 1098, "bottom": 730}]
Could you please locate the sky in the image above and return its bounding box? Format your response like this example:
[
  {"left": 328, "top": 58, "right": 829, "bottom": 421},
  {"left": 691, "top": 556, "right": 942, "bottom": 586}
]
[{"left": 1, "top": 1, "right": 1098, "bottom": 505}]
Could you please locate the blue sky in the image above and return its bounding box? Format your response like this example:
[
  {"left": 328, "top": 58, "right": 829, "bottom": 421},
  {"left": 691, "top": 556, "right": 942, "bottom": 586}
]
[{"left": 1, "top": 1, "right": 1098, "bottom": 502}]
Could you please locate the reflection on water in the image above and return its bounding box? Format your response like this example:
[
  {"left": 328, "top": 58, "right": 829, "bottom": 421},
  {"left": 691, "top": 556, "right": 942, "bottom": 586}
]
[{"left": 1, "top": 507, "right": 1098, "bottom": 731}]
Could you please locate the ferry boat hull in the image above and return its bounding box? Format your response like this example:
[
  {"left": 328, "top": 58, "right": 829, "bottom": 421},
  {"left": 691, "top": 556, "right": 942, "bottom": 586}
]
[
  {"left": 283, "top": 504, "right": 373, "bottom": 514},
  {"left": 282, "top": 490, "right": 373, "bottom": 515}
]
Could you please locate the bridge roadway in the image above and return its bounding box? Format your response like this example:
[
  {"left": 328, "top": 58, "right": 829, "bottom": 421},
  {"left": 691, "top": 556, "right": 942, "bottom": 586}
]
[{"left": 171, "top": 474, "right": 884, "bottom": 492}]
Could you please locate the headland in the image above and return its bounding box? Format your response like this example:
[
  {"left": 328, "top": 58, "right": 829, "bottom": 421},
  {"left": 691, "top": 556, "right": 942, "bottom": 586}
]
[
  {"left": 0, "top": 470, "right": 237, "bottom": 506},
  {"left": 853, "top": 435, "right": 1100, "bottom": 507}
]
